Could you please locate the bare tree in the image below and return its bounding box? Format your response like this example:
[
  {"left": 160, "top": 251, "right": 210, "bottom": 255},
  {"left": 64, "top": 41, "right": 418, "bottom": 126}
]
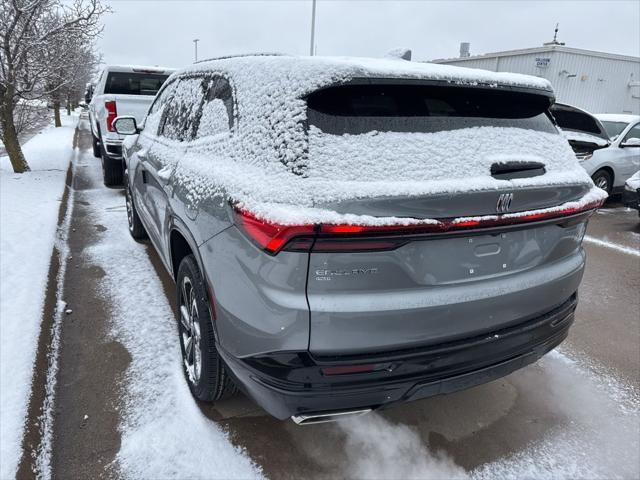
[{"left": 0, "top": 0, "right": 108, "bottom": 173}]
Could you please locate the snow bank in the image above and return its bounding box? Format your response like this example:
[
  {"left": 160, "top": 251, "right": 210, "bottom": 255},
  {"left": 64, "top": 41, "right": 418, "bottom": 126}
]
[
  {"left": 83, "top": 185, "right": 262, "bottom": 479},
  {"left": 148, "top": 55, "right": 602, "bottom": 226},
  {"left": 0, "top": 114, "right": 76, "bottom": 480}
]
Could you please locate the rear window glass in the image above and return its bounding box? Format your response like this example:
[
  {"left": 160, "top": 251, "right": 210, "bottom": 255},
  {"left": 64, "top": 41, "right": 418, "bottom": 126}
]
[
  {"left": 104, "top": 72, "right": 170, "bottom": 96},
  {"left": 306, "top": 84, "right": 557, "bottom": 135}
]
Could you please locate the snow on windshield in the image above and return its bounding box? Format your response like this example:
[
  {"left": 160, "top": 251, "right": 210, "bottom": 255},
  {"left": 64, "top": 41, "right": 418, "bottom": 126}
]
[{"left": 149, "top": 55, "right": 605, "bottom": 225}]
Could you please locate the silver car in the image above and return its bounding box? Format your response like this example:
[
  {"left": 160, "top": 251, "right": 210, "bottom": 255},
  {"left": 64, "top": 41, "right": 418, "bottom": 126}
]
[{"left": 113, "top": 55, "right": 606, "bottom": 424}]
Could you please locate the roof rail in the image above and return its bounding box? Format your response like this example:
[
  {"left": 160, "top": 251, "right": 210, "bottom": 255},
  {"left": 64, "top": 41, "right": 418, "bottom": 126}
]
[{"left": 194, "top": 52, "right": 287, "bottom": 64}]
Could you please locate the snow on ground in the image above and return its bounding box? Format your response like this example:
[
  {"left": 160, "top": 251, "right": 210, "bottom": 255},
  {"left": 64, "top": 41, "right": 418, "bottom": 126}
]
[
  {"left": 337, "top": 349, "right": 639, "bottom": 480},
  {"left": 0, "top": 113, "right": 77, "bottom": 479},
  {"left": 584, "top": 235, "right": 640, "bottom": 257},
  {"left": 81, "top": 165, "right": 262, "bottom": 479},
  {"left": 471, "top": 350, "right": 639, "bottom": 479}
]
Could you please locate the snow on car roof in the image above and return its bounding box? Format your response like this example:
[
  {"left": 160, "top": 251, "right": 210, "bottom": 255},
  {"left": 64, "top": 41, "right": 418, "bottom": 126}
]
[
  {"left": 594, "top": 113, "right": 640, "bottom": 124},
  {"left": 182, "top": 54, "right": 553, "bottom": 91},
  {"left": 147, "top": 54, "right": 604, "bottom": 226}
]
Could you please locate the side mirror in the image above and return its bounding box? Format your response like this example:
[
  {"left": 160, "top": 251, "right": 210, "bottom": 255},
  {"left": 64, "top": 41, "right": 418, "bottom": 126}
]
[
  {"left": 84, "top": 84, "right": 94, "bottom": 104},
  {"left": 621, "top": 137, "right": 640, "bottom": 148},
  {"left": 113, "top": 116, "right": 139, "bottom": 135}
]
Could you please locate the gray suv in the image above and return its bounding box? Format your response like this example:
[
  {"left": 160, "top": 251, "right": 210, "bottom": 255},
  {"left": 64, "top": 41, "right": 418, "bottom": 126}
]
[{"left": 113, "top": 55, "right": 606, "bottom": 424}]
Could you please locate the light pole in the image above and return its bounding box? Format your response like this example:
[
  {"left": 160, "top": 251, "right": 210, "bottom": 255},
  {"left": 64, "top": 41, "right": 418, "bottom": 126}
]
[
  {"left": 309, "top": 0, "right": 316, "bottom": 56},
  {"left": 193, "top": 38, "right": 199, "bottom": 63}
]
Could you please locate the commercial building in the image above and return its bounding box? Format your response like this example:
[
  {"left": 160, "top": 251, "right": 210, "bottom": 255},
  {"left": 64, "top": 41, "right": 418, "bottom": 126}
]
[{"left": 432, "top": 42, "right": 640, "bottom": 114}]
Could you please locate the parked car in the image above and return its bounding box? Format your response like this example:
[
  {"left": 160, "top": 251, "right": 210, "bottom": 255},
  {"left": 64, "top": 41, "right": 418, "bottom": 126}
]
[
  {"left": 87, "top": 65, "right": 175, "bottom": 186},
  {"left": 595, "top": 113, "right": 640, "bottom": 141},
  {"left": 113, "top": 55, "right": 606, "bottom": 424},
  {"left": 550, "top": 103, "right": 640, "bottom": 194},
  {"left": 623, "top": 170, "right": 640, "bottom": 216}
]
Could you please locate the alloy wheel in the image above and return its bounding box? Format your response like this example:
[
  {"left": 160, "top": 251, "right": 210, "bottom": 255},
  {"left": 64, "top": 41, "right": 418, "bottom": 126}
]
[
  {"left": 595, "top": 176, "right": 609, "bottom": 191},
  {"left": 179, "top": 276, "right": 202, "bottom": 384}
]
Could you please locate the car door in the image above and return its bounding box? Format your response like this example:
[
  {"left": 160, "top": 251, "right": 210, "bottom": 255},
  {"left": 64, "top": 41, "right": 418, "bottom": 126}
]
[
  {"left": 129, "top": 81, "right": 175, "bottom": 243},
  {"left": 616, "top": 123, "right": 640, "bottom": 183},
  {"left": 175, "top": 75, "right": 236, "bottom": 244},
  {"left": 140, "top": 76, "right": 207, "bottom": 258}
]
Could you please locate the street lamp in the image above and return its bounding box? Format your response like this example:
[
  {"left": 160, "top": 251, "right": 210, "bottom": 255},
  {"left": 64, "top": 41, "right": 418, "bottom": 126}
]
[
  {"left": 193, "top": 38, "right": 199, "bottom": 63},
  {"left": 309, "top": 0, "right": 316, "bottom": 56}
]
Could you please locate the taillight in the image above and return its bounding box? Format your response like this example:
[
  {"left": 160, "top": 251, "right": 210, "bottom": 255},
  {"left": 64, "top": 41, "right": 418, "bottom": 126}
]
[
  {"left": 232, "top": 208, "right": 315, "bottom": 255},
  {"left": 232, "top": 197, "right": 604, "bottom": 255},
  {"left": 105, "top": 100, "right": 117, "bottom": 132}
]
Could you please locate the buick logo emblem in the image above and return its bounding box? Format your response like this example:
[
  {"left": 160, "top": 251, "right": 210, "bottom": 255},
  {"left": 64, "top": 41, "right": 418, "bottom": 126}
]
[{"left": 496, "top": 193, "right": 514, "bottom": 213}]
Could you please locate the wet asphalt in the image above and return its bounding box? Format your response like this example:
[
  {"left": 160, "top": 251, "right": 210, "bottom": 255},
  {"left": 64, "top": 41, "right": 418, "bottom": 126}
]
[{"left": 20, "top": 120, "right": 640, "bottom": 479}]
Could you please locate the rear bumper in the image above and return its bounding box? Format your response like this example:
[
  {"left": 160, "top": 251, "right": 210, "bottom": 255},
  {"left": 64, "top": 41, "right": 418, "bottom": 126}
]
[
  {"left": 103, "top": 140, "right": 123, "bottom": 158},
  {"left": 219, "top": 294, "right": 577, "bottom": 420}
]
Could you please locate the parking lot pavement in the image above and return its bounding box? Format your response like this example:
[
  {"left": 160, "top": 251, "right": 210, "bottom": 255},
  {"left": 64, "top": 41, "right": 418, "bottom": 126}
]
[{"left": 34, "top": 122, "right": 639, "bottom": 479}]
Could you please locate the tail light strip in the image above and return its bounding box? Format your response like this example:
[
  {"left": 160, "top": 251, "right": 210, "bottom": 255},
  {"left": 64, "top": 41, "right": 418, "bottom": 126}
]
[{"left": 233, "top": 196, "right": 605, "bottom": 255}]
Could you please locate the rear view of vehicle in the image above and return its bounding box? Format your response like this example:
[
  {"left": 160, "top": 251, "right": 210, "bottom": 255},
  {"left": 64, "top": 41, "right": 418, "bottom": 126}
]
[
  {"left": 88, "top": 65, "right": 174, "bottom": 185},
  {"left": 118, "top": 56, "right": 608, "bottom": 423},
  {"left": 223, "top": 78, "right": 606, "bottom": 422}
]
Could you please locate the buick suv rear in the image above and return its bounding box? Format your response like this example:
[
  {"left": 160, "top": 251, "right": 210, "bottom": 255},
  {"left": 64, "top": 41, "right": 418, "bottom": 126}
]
[{"left": 115, "top": 55, "right": 607, "bottom": 424}]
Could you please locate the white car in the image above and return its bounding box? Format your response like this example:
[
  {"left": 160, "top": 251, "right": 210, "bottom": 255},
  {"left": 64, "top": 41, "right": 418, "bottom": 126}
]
[
  {"left": 87, "top": 65, "right": 175, "bottom": 185},
  {"left": 551, "top": 104, "right": 640, "bottom": 194}
]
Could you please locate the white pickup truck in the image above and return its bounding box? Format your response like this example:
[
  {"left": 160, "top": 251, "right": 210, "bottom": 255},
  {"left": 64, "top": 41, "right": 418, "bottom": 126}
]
[{"left": 87, "top": 65, "right": 175, "bottom": 185}]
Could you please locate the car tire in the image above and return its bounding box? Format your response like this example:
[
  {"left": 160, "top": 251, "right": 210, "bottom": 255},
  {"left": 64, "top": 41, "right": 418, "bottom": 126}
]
[
  {"left": 92, "top": 134, "right": 101, "bottom": 158},
  {"left": 102, "top": 154, "right": 123, "bottom": 186},
  {"left": 592, "top": 169, "right": 612, "bottom": 195},
  {"left": 124, "top": 172, "right": 147, "bottom": 240},
  {"left": 177, "top": 255, "right": 237, "bottom": 402}
]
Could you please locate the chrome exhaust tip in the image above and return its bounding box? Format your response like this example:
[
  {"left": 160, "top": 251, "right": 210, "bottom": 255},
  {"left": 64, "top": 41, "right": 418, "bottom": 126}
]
[{"left": 291, "top": 408, "right": 372, "bottom": 425}]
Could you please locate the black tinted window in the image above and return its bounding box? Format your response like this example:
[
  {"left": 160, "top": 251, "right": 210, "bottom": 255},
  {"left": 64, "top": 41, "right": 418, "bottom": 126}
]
[
  {"left": 307, "top": 84, "right": 556, "bottom": 135},
  {"left": 104, "top": 72, "right": 169, "bottom": 96}
]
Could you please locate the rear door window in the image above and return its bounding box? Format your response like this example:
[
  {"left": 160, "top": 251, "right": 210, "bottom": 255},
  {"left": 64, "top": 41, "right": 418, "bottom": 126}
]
[
  {"left": 306, "top": 83, "right": 557, "bottom": 135},
  {"left": 194, "top": 77, "right": 234, "bottom": 139},
  {"left": 160, "top": 77, "right": 207, "bottom": 142},
  {"left": 104, "top": 72, "right": 170, "bottom": 96}
]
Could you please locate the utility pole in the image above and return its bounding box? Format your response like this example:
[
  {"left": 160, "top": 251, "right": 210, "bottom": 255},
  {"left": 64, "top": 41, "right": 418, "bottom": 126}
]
[
  {"left": 193, "top": 38, "right": 200, "bottom": 62},
  {"left": 309, "top": 0, "right": 316, "bottom": 56}
]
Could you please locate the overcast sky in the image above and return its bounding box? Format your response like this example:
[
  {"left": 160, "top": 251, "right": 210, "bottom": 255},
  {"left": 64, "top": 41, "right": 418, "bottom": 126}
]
[{"left": 98, "top": 0, "right": 639, "bottom": 68}]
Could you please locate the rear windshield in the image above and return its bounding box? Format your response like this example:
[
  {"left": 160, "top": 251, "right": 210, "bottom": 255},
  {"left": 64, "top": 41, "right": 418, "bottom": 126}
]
[
  {"left": 600, "top": 121, "right": 628, "bottom": 139},
  {"left": 104, "top": 72, "right": 170, "bottom": 96},
  {"left": 306, "top": 84, "right": 557, "bottom": 135}
]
